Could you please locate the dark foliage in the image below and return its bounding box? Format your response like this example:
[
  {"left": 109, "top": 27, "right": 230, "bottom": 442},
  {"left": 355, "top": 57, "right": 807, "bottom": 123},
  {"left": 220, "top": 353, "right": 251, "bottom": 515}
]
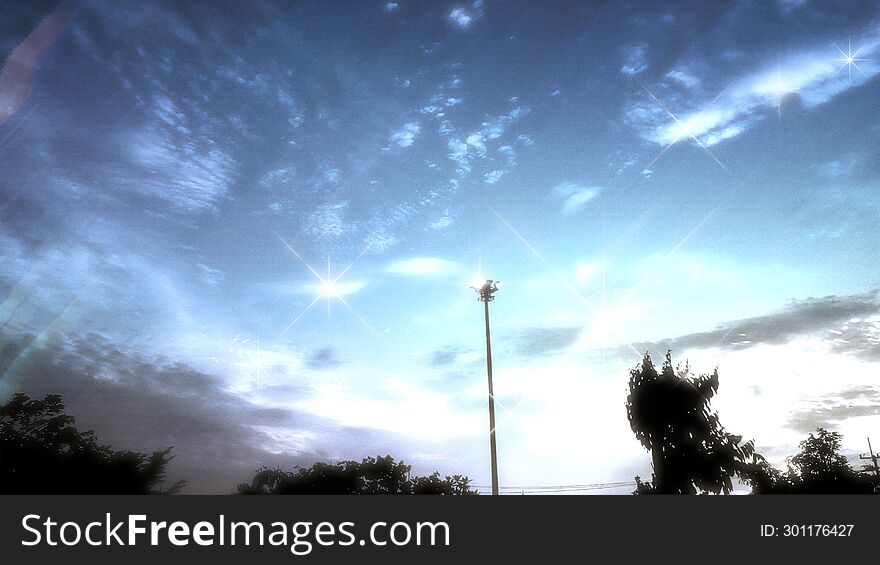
[
  {"left": 626, "top": 351, "right": 760, "bottom": 494},
  {"left": 741, "top": 428, "right": 877, "bottom": 494},
  {"left": 1, "top": 392, "right": 183, "bottom": 494},
  {"left": 237, "top": 455, "right": 475, "bottom": 495}
]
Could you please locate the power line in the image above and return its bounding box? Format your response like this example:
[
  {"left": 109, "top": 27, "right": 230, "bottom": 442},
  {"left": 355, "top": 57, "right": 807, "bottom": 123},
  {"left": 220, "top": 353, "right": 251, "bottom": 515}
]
[{"left": 471, "top": 481, "right": 635, "bottom": 494}]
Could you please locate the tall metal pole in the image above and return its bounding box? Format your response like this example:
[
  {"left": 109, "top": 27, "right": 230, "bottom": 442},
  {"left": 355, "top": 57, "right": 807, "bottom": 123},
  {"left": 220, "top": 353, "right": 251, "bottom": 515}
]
[
  {"left": 473, "top": 279, "right": 501, "bottom": 496},
  {"left": 484, "top": 298, "right": 499, "bottom": 496}
]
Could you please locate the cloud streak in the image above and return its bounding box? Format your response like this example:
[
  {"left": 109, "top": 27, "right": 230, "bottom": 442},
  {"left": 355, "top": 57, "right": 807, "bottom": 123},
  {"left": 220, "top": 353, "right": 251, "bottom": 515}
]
[
  {"left": 631, "top": 289, "right": 880, "bottom": 358},
  {"left": 553, "top": 183, "right": 603, "bottom": 215},
  {"left": 786, "top": 386, "right": 880, "bottom": 434},
  {"left": 625, "top": 29, "right": 880, "bottom": 148}
]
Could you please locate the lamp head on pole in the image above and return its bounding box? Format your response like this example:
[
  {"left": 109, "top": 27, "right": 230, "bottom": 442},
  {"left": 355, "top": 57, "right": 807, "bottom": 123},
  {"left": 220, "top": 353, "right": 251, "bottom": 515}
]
[{"left": 471, "top": 279, "right": 501, "bottom": 302}]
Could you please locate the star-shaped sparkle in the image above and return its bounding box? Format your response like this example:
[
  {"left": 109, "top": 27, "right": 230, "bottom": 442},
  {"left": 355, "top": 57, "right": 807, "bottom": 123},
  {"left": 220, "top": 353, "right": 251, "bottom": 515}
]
[
  {"left": 272, "top": 231, "right": 376, "bottom": 340},
  {"left": 835, "top": 37, "right": 868, "bottom": 80}
]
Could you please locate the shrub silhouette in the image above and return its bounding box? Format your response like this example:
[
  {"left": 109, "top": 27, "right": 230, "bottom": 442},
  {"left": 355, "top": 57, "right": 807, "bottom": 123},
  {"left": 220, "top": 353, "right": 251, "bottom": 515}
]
[{"left": 237, "top": 455, "right": 475, "bottom": 495}]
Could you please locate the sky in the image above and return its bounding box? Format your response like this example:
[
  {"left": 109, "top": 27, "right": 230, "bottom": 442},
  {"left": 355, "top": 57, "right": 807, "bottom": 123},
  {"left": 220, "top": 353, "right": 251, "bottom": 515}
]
[{"left": 1, "top": 0, "right": 879, "bottom": 494}]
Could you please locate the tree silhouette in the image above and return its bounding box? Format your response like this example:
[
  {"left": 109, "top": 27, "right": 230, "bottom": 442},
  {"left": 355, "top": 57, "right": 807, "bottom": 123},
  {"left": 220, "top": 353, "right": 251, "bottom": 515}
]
[
  {"left": 742, "top": 428, "right": 877, "bottom": 494},
  {"left": 1, "top": 392, "right": 184, "bottom": 494},
  {"left": 237, "top": 455, "right": 475, "bottom": 495},
  {"left": 626, "top": 351, "right": 759, "bottom": 494}
]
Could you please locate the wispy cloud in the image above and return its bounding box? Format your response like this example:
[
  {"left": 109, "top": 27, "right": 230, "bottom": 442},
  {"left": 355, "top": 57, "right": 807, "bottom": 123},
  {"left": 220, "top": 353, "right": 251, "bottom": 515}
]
[
  {"left": 446, "top": 106, "right": 530, "bottom": 174},
  {"left": 483, "top": 170, "right": 505, "bottom": 184},
  {"left": 665, "top": 69, "right": 700, "bottom": 89},
  {"left": 625, "top": 30, "right": 880, "bottom": 147},
  {"left": 814, "top": 151, "right": 872, "bottom": 180},
  {"left": 497, "top": 145, "right": 516, "bottom": 165},
  {"left": 787, "top": 386, "right": 880, "bottom": 434},
  {"left": 123, "top": 95, "right": 237, "bottom": 211},
  {"left": 197, "top": 263, "right": 225, "bottom": 288},
  {"left": 631, "top": 289, "right": 880, "bottom": 358},
  {"left": 553, "top": 183, "right": 603, "bottom": 215},
  {"left": 305, "top": 202, "right": 351, "bottom": 239},
  {"left": 386, "top": 257, "right": 459, "bottom": 276},
  {"left": 620, "top": 43, "right": 648, "bottom": 76},
  {"left": 389, "top": 122, "right": 421, "bottom": 148},
  {"left": 513, "top": 326, "right": 582, "bottom": 356}
]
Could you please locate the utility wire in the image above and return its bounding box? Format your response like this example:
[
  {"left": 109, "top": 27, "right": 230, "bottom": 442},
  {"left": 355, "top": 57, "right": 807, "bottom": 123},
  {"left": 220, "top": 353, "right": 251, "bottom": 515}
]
[{"left": 471, "top": 481, "right": 635, "bottom": 494}]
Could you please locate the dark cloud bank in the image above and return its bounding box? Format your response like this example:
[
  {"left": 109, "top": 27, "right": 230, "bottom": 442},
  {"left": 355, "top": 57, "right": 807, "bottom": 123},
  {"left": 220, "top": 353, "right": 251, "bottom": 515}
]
[
  {"left": 631, "top": 289, "right": 879, "bottom": 360},
  {"left": 0, "top": 331, "right": 402, "bottom": 493}
]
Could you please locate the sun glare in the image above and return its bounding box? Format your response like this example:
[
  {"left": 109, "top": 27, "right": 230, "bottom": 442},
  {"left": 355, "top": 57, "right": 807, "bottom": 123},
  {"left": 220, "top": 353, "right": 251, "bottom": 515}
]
[{"left": 320, "top": 280, "right": 340, "bottom": 298}]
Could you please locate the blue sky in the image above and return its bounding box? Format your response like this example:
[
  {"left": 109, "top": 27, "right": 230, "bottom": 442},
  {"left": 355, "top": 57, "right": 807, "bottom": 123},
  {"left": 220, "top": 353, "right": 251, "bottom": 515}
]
[{"left": 1, "top": 0, "right": 879, "bottom": 493}]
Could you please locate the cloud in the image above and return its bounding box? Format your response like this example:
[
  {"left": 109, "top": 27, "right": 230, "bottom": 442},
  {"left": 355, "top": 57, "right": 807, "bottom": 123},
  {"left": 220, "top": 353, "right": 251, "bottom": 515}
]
[
  {"left": 305, "top": 202, "right": 351, "bottom": 240},
  {"left": 553, "top": 183, "right": 603, "bottom": 215},
  {"left": 620, "top": 43, "right": 648, "bottom": 76},
  {"left": 513, "top": 326, "right": 582, "bottom": 356},
  {"left": 429, "top": 347, "right": 470, "bottom": 366},
  {"left": 307, "top": 347, "right": 341, "bottom": 369},
  {"left": 259, "top": 166, "right": 297, "bottom": 189},
  {"left": 447, "top": 138, "right": 471, "bottom": 172},
  {"left": 829, "top": 318, "right": 880, "bottom": 361},
  {"left": 813, "top": 151, "right": 874, "bottom": 180},
  {"left": 786, "top": 386, "right": 880, "bottom": 434},
  {"left": 0, "top": 332, "right": 329, "bottom": 493},
  {"left": 448, "top": 2, "right": 483, "bottom": 29},
  {"left": 625, "top": 30, "right": 880, "bottom": 147},
  {"left": 482, "top": 106, "right": 530, "bottom": 139},
  {"left": 631, "top": 289, "right": 880, "bottom": 358},
  {"left": 449, "top": 8, "right": 473, "bottom": 28},
  {"left": 665, "top": 70, "right": 700, "bottom": 89},
  {"left": 123, "top": 95, "right": 238, "bottom": 211},
  {"left": 446, "top": 106, "right": 530, "bottom": 174},
  {"left": 483, "top": 170, "right": 505, "bottom": 184},
  {"left": 386, "top": 257, "right": 459, "bottom": 276},
  {"left": 197, "top": 263, "right": 224, "bottom": 287},
  {"left": 430, "top": 216, "right": 453, "bottom": 230},
  {"left": 389, "top": 122, "right": 421, "bottom": 148},
  {"left": 2, "top": 329, "right": 456, "bottom": 492},
  {"left": 497, "top": 145, "right": 516, "bottom": 165},
  {"left": 466, "top": 132, "right": 487, "bottom": 153}
]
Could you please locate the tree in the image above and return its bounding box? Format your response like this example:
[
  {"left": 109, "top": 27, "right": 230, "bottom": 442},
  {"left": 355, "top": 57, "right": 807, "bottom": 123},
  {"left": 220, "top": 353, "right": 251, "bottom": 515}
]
[
  {"left": 626, "top": 351, "right": 759, "bottom": 494},
  {"left": 780, "top": 428, "right": 875, "bottom": 493},
  {"left": 1, "top": 392, "right": 184, "bottom": 494},
  {"left": 237, "top": 455, "right": 476, "bottom": 495},
  {"left": 788, "top": 428, "right": 849, "bottom": 480}
]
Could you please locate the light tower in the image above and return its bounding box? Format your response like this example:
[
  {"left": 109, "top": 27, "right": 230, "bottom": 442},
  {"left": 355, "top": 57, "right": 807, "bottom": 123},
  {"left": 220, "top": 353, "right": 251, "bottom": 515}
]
[{"left": 472, "top": 279, "right": 501, "bottom": 495}]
